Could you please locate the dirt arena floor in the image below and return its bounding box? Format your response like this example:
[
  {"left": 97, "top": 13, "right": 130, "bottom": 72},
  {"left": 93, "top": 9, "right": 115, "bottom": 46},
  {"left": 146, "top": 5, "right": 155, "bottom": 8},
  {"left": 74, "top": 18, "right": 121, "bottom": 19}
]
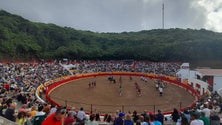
[{"left": 49, "top": 76, "right": 195, "bottom": 114}]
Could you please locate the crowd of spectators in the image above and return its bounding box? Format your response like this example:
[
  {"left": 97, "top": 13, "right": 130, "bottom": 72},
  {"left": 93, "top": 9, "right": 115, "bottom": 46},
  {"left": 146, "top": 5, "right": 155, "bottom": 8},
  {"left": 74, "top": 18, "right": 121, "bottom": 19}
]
[
  {"left": 0, "top": 61, "right": 70, "bottom": 124},
  {"left": 63, "top": 60, "right": 181, "bottom": 76},
  {"left": 169, "top": 91, "right": 222, "bottom": 125},
  {"left": 0, "top": 60, "right": 221, "bottom": 125}
]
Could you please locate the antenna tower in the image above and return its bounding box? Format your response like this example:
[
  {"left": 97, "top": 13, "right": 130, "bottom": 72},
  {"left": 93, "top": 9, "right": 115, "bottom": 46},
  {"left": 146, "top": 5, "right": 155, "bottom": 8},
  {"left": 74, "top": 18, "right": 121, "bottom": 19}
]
[{"left": 162, "top": 0, "right": 165, "bottom": 29}]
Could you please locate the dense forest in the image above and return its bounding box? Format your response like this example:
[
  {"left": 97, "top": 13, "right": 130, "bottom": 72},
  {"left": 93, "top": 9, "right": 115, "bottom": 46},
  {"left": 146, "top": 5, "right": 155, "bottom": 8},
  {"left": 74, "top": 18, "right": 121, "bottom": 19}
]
[{"left": 1, "top": 10, "right": 222, "bottom": 63}]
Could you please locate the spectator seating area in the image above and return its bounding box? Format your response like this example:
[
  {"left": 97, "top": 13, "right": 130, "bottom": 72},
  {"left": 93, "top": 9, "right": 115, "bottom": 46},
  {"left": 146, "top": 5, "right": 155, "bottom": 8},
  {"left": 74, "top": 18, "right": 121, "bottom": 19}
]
[{"left": 0, "top": 60, "right": 221, "bottom": 125}]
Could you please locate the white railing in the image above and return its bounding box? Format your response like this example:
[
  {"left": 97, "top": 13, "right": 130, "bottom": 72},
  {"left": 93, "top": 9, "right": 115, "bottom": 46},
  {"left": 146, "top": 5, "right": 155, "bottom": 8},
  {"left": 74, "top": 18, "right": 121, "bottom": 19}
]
[
  {"left": 217, "top": 88, "right": 222, "bottom": 97},
  {"left": 35, "top": 86, "right": 46, "bottom": 103}
]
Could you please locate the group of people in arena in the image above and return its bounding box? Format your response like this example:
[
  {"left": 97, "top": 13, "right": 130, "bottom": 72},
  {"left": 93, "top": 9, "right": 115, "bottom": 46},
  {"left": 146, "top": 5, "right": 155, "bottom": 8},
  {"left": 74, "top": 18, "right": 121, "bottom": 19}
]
[
  {"left": 154, "top": 80, "right": 167, "bottom": 96},
  {"left": 0, "top": 60, "right": 221, "bottom": 125}
]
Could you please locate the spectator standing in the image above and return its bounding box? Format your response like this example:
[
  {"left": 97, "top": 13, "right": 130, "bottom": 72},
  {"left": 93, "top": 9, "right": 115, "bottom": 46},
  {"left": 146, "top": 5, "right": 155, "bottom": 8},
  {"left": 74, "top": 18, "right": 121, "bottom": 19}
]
[
  {"left": 153, "top": 116, "right": 162, "bottom": 125},
  {"left": 124, "top": 114, "right": 133, "bottom": 125},
  {"left": 41, "top": 107, "right": 66, "bottom": 125},
  {"left": 139, "top": 115, "right": 149, "bottom": 125},
  {"left": 149, "top": 114, "right": 155, "bottom": 125},
  {"left": 33, "top": 105, "right": 46, "bottom": 125},
  {"left": 180, "top": 113, "right": 189, "bottom": 125},
  {"left": 201, "top": 104, "right": 211, "bottom": 118},
  {"left": 68, "top": 107, "right": 77, "bottom": 118},
  {"left": 132, "top": 110, "right": 139, "bottom": 123},
  {"left": 86, "top": 114, "right": 99, "bottom": 125},
  {"left": 141, "top": 110, "right": 149, "bottom": 122},
  {"left": 25, "top": 112, "right": 33, "bottom": 125},
  {"left": 114, "top": 112, "right": 125, "bottom": 125},
  {"left": 95, "top": 112, "right": 100, "bottom": 121},
  {"left": 183, "top": 109, "right": 191, "bottom": 123},
  {"left": 43, "top": 103, "right": 51, "bottom": 116},
  {"left": 64, "top": 112, "right": 75, "bottom": 125},
  {"left": 29, "top": 106, "right": 37, "bottom": 117},
  {"left": 0, "top": 98, "right": 5, "bottom": 116},
  {"left": 156, "top": 110, "right": 164, "bottom": 124},
  {"left": 190, "top": 111, "right": 203, "bottom": 125},
  {"left": 199, "top": 112, "right": 210, "bottom": 125},
  {"left": 18, "top": 104, "right": 28, "bottom": 113},
  {"left": 17, "top": 111, "right": 27, "bottom": 125},
  {"left": 171, "top": 108, "right": 180, "bottom": 123},
  {"left": 209, "top": 111, "right": 220, "bottom": 125},
  {"left": 4, "top": 102, "right": 16, "bottom": 122},
  {"left": 104, "top": 113, "right": 112, "bottom": 123},
  {"left": 76, "top": 107, "right": 87, "bottom": 125},
  {"left": 49, "top": 104, "right": 57, "bottom": 115}
]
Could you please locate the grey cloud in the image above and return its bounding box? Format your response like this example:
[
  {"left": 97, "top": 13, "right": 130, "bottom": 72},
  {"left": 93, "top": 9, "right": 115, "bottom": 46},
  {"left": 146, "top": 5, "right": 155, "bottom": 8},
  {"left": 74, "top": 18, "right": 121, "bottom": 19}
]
[
  {"left": 0, "top": 0, "right": 209, "bottom": 32},
  {"left": 164, "top": 0, "right": 207, "bottom": 29}
]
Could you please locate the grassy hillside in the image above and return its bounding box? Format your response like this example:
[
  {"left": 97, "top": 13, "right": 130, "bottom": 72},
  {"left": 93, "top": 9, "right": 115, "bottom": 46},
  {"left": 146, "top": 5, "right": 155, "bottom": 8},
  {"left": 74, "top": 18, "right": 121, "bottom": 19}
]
[{"left": 1, "top": 10, "right": 222, "bottom": 64}]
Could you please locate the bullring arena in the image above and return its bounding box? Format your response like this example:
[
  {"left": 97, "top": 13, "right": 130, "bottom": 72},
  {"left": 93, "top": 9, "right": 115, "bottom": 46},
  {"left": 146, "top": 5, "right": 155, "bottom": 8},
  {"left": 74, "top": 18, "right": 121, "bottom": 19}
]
[
  {"left": 0, "top": 61, "right": 212, "bottom": 125},
  {"left": 46, "top": 72, "right": 197, "bottom": 114}
]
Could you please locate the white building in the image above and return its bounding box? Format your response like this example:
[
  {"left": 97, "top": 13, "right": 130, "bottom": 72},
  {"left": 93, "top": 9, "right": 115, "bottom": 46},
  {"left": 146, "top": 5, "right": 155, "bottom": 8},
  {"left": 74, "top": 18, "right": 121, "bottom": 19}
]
[
  {"left": 176, "top": 63, "right": 222, "bottom": 95},
  {"left": 194, "top": 69, "right": 222, "bottom": 93},
  {"left": 176, "top": 63, "right": 190, "bottom": 82}
]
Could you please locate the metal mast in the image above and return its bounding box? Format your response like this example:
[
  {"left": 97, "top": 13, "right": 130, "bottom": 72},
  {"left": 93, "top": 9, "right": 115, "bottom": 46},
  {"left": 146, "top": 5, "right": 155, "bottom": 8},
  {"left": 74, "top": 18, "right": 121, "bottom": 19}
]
[{"left": 162, "top": 0, "right": 165, "bottom": 29}]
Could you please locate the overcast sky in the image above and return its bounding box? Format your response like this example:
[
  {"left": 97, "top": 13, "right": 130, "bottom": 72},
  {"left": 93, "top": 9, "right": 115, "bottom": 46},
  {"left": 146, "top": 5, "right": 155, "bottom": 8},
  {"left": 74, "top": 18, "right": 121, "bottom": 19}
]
[{"left": 0, "top": 0, "right": 222, "bottom": 33}]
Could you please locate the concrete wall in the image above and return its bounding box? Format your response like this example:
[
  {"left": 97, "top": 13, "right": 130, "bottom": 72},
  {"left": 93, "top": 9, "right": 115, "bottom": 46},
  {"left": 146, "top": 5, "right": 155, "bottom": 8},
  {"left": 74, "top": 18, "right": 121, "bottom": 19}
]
[{"left": 0, "top": 116, "right": 18, "bottom": 125}]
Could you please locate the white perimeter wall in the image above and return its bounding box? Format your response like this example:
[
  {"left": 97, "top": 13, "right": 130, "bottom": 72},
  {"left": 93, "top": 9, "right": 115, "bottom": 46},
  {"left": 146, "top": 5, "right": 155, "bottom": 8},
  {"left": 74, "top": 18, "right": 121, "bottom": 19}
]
[
  {"left": 213, "top": 76, "right": 222, "bottom": 92},
  {"left": 188, "top": 77, "right": 208, "bottom": 95}
]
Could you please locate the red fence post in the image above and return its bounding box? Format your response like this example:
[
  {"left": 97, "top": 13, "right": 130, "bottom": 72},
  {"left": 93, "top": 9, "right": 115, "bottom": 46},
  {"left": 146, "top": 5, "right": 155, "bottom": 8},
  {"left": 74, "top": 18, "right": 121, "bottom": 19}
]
[{"left": 153, "top": 104, "right": 156, "bottom": 114}]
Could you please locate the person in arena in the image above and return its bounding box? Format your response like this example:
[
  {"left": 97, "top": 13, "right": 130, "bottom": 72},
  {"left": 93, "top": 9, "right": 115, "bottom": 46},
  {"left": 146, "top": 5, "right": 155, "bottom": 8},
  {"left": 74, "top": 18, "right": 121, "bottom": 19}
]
[{"left": 159, "top": 86, "right": 163, "bottom": 96}]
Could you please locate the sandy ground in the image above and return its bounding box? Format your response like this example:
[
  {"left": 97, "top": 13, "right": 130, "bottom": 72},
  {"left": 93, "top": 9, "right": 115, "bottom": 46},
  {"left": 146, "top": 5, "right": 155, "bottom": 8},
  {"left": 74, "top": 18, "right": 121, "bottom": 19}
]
[{"left": 49, "top": 75, "right": 195, "bottom": 114}]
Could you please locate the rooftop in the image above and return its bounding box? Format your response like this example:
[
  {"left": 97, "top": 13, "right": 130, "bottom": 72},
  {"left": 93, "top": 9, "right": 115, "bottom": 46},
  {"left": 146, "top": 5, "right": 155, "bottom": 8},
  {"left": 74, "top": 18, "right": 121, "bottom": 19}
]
[{"left": 195, "top": 69, "right": 222, "bottom": 76}]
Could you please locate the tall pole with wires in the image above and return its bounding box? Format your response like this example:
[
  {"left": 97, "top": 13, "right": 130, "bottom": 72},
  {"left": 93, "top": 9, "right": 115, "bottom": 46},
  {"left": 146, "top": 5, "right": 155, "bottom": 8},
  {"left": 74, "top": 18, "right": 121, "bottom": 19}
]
[{"left": 162, "top": 0, "right": 165, "bottom": 29}]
